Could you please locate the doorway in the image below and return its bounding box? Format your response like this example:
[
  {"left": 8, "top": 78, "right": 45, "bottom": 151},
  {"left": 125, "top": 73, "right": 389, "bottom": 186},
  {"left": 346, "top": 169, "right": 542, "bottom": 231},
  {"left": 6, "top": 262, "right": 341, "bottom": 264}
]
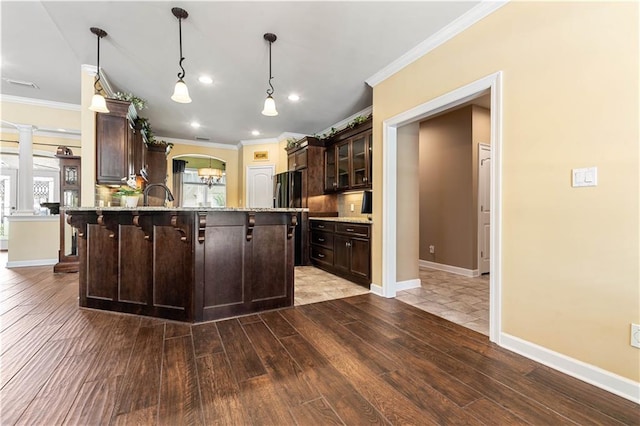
[{"left": 381, "top": 71, "right": 502, "bottom": 343}]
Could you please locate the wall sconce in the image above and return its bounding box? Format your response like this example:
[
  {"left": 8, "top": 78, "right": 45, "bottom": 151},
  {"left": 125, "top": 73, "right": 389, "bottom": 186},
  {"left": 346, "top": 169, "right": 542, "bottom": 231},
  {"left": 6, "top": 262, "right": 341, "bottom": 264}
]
[
  {"left": 261, "top": 33, "right": 278, "bottom": 116},
  {"left": 171, "top": 7, "right": 192, "bottom": 103},
  {"left": 89, "top": 27, "right": 109, "bottom": 113}
]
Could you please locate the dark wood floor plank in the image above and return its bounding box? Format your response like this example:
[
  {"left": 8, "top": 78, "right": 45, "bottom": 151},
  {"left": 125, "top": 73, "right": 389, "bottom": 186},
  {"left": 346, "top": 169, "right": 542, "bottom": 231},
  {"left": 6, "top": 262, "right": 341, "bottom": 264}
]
[
  {"left": 237, "top": 313, "right": 262, "bottom": 324},
  {"left": 197, "top": 352, "right": 250, "bottom": 425},
  {"left": 192, "top": 321, "right": 224, "bottom": 357},
  {"left": 242, "top": 320, "right": 321, "bottom": 407},
  {"left": 464, "top": 398, "right": 531, "bottom": 425},
  {"left": 15, "top": 350, "right": 98, "bottom": 425},
  {"left": 527, "top": 366, "right": 640, "bottom": 425},
  {"left": 63, "top": 377, "right": 121, "bottom": 426},
  {"left": 112, "top": 323, "right": 164, "bottom": 420},
  {"left": 216, "top": 318, "right": 267, "bottom": 382},
  {"left": 277, "top": 329, "right": 389, "bottom": 425},
  {"left": 330, "top": 298, "right": 405, "bottom": 340},
  {"left": 289, "top": 397, "right": 345, "bottom": 426},
  {"left": 158, "top": 335, "right": 203, "bottom": 426},
  {"left": 164, "top": 321, "right": 192, "bottom": 339},
  {"left": 259, "top": 309, "right": 299, "bottom": 338},
  {"left": 298, "top": 304, "right": 399, "bottom": 375},
  {"left": 239, "top": 375, "right": 298, "bottom": 424},
  {"left": 0, "top": 338, "right": 74, "bottom": 424},
  {"left": 0, "top": 311, "right": 50, "bottom": 354},
  {"left": 0, "top": 303, "right": 37, "bottom": 332}
]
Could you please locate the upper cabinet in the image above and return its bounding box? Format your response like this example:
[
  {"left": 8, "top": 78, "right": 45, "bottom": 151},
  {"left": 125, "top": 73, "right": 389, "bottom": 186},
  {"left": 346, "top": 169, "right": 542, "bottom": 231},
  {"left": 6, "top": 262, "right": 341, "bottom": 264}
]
[
  {"left": 287, "top": 137, "right": 325, "bottom": 202},
  {"left": 95, "top": 98, "right": 134, "bottom": 184},
  {"left": 324, "top": 116, "right": 372, "bottom": 192}
]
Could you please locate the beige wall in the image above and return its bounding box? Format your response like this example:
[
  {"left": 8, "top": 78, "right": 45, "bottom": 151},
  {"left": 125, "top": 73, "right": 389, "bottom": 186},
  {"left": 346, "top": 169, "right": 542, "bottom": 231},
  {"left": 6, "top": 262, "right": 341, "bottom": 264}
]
[
  {"left": 419, "top": 106, "right": 474, "bottom": 268},
  {"left": 7, "top": 217, "right": 59, "bottom": 264},
  {"left": 372, "top": 2, "right": 639, "bottom": 381},
  {"left": 168, "top": 143, "right": 240, "bottom": 208}
]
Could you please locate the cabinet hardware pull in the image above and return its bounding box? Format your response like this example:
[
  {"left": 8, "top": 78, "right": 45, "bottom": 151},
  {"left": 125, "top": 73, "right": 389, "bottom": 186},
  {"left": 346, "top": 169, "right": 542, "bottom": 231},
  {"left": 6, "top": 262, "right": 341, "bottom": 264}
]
[
  {"left": 318, "top": 225, "right": 324, "bottom": 228},
  {"left": 318, "top": 253, "right": 325, "bottom": 258},
  {"left": 318, "top": 238, "right": 325, "bottom": 242},
  {"left": 346, "top": 228, "right": 354, "bottom": 232}
]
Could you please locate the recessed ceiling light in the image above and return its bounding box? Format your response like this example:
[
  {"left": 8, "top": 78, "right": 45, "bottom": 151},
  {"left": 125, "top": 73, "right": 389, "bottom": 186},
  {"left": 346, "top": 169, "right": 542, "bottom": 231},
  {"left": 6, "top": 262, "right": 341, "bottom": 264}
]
[
  {"left": 198, "top": 75, "right": 213, "bottom": 84},
  {"left": 190, "top": 121, "right": 200, "bottom": 128},
  {"left": 288, "top": 94, "right": 300, "bottom": 101},
  {"left": 251, "top": 130, "right": 260, "bottom": 136},
  {"left": 57, "top": 128, "right": 66, "bottom": 132}
]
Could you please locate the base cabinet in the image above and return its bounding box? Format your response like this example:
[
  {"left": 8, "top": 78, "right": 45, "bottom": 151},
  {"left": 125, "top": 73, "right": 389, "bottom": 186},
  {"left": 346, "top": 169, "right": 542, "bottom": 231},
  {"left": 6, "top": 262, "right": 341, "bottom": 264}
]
[{"left": 309, "top": 219, "right": 371, "bottom": 286}]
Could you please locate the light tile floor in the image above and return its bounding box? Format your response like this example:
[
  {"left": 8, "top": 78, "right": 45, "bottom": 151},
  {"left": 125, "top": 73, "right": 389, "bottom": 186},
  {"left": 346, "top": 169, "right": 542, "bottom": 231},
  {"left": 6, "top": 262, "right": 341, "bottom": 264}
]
[
  {"left": 294, "top": 265, "right": 489, "bottom": 336},
  {"left": 396, "top": 267, "right": 490, "bottom": 335},
  {"left": 294, "top": 266, "right": 369, "bottom": 306}
]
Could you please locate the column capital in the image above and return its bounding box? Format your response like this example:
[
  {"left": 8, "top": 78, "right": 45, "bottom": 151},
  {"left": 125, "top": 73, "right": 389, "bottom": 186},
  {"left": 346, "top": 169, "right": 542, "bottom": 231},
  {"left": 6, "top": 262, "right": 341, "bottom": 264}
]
[{"left": 14, "top": 123, "right": 36, "bottom": 133}]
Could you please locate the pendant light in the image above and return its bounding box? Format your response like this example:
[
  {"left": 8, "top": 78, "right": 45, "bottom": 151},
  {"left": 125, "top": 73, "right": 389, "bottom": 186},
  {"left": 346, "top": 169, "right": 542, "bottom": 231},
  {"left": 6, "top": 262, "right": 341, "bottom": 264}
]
[
  {"left": 171, "top": 7, "right": 192, "bottom": 103},
  {"left": 89, "top": 27, "right": 109, "bottom": 113},
  {"left": 261, "top": 33, "right": 278, "bottom": 116}
]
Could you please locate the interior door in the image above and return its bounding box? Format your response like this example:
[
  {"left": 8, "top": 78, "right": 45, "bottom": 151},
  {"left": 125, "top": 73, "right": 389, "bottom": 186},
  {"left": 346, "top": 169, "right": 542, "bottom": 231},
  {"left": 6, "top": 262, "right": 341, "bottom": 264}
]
[
  {"left": 478, "top": 144, "right": 491, "bottom": 274},
  {"left": 246, "top": 165, "right": 274, "bottom": 208}
]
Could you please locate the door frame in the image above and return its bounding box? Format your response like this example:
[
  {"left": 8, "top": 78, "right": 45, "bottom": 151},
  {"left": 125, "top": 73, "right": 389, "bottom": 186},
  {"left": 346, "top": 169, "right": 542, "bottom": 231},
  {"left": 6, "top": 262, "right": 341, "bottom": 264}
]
[
  {"left": 381, "top": 71, "right": 503, "bottom": 343},
  {"left": 478, "top": 143, "right": 491, "bottom": 275},
  {"left": 245, "top": 164, "right": 275, "bottom": 208}
]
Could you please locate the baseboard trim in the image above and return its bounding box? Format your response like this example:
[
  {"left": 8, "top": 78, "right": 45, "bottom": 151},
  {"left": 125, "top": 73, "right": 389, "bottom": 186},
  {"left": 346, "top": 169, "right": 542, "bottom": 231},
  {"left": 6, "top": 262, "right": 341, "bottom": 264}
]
[
  {"left": 500, "top": 333, "right": 640, "bottom": 404},
  {"left": 6, "top": 258, "right": 57, "bottom": 268},
  {"left": 369, "top": 283, "right": 387, "bottom": 298},
  {"left": 395, "top": 278, "right": 421, "bottom": 292},
  {"left": 419, "top": 259, "right": 479, "bottom": 277}
]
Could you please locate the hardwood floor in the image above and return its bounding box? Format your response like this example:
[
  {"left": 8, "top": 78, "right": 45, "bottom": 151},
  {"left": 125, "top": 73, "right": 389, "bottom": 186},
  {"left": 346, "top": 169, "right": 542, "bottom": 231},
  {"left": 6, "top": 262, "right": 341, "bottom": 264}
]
[{"left": 2, "top": 262, "right": 639, "bottom": 425}]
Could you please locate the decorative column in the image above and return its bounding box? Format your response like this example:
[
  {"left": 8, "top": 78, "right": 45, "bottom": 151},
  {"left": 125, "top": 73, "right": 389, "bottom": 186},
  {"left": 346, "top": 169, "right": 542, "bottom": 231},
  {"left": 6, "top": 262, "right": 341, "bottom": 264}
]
[
  {"left": 80, "top": 64, "right": 98, "bottom": 207},
  {"left": 15, "top": 124, "right": 35, "bottom": 215}
]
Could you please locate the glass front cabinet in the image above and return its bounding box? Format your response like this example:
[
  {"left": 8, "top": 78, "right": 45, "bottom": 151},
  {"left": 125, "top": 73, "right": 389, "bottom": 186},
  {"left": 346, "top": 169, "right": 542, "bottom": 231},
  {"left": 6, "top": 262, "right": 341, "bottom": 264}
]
[{"left": 54, "top": 155, "right": 81, "bottom": 273}]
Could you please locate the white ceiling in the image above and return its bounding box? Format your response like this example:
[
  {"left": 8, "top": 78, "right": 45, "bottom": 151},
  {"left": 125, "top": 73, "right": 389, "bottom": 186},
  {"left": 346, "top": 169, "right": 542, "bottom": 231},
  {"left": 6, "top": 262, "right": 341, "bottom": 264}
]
[{"left": 1, "top": 1, "right": 479, "bottom": 145}]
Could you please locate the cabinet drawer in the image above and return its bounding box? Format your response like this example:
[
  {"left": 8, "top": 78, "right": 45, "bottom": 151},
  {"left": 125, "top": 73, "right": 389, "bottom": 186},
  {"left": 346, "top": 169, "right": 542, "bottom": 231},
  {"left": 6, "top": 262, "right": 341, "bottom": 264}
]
[
  {"left": 310, "top": 245, "right": 333, "bottom": 265},
  {"left": 310, "top": 220, "right": 335, "bottom": 232},
  {"left": 336, "top": 223, "right": 370, "bottom": 238},
  {"left": 311, "top": 231, "right": 333, "bottom": 249}
]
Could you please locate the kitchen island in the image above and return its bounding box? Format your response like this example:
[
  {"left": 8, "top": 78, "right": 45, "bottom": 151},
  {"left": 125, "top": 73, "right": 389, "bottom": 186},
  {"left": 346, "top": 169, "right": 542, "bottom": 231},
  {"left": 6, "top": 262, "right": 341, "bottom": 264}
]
[{"left": 67, "top": 207, "right": 303, "bottom": 322}]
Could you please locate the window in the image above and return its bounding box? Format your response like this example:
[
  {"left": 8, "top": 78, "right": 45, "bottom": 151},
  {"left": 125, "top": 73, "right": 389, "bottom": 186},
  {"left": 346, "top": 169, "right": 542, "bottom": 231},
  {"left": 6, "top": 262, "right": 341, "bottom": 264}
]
[{"left": 182, "top": 168, "right": 226, "bottom": 207}]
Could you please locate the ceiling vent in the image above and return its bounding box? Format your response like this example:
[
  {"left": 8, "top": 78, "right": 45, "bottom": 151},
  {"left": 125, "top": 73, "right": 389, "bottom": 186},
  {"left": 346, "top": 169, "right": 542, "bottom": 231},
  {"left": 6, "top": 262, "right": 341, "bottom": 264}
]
[
  {"left": 194, "top": 136, "right": 210, "bottom": 141},
  {"left": 2, "top": 78, "right": 39, "bottom": 89}
]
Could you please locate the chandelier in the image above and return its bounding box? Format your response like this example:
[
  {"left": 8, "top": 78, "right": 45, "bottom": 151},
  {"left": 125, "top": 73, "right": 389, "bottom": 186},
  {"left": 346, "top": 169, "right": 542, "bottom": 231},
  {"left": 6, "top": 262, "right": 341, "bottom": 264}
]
[{"left": 198, "top": 160, "right": 224, "bottom": 188}]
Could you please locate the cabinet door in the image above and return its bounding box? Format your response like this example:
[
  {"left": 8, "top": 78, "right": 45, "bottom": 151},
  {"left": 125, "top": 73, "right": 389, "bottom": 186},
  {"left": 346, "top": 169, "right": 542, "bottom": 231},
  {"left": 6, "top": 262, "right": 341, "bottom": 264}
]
[
  {"left": 96, "top": 113, "right": 128, "bottom": 183},
  {"left": 295, "top": 149, "right": 308, "bottom": 169},
  {"left": 336, "top": 141, "right": 350, "bottom": 190},
  {"left": 288, "top": 153, "right": 296, "bottom": 171},
  {"left": 324, "top": 146, "right": 337, "bottom": 191},
  {"left": 349, "top": 238, "right": 370, "bottom": 280},
  {"left": 366, "top": 131, "right": 372, "bottom": 187},
  {"left": 351, "top": 134, "right": 368, "bottom": 188},
  {"left": 333, "top": 235, "right": 351, "bottom": 274}
]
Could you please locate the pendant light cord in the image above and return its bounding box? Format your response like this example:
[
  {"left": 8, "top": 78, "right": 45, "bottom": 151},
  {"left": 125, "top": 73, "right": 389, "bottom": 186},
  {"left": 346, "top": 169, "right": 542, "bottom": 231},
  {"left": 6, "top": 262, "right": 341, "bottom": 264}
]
[
  {"left": 177, "top": 16, "right": 186, "bottom": 80},
  {"left": 94, "top": 34, "right": 101, "bottom": 92},
  {"left": 266, "top": 40, "right": 274, "bottom": 96}
]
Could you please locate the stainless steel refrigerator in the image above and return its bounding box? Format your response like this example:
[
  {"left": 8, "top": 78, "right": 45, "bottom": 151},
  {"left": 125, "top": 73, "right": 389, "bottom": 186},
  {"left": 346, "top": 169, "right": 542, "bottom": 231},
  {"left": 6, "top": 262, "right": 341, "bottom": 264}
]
[{"left": 273, "top": 171, "right": 304, "bottom": 265}]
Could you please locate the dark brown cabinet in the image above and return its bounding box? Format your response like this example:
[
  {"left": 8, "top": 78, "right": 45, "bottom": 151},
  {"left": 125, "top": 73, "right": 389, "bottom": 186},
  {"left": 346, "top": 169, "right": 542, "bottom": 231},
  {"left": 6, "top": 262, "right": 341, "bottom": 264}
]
[
  {"left": 324, "top": 118, "right": 372, "bottom": 192},
  {"left": 96, "top": 98, "right": 133, "bottom": 184},
  {"left": 286, "top": 137, "right": 325, "bottom": 201},
  {"left": 309, "top": 219, "right": 371, "bottom": 286}
]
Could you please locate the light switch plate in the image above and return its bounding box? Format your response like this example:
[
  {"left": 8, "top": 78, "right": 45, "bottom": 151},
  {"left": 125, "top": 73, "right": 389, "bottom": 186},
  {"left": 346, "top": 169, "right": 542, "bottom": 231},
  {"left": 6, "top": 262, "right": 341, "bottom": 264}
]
[{"left": 572, "top": 167, "right": 597, "bottom": 187}]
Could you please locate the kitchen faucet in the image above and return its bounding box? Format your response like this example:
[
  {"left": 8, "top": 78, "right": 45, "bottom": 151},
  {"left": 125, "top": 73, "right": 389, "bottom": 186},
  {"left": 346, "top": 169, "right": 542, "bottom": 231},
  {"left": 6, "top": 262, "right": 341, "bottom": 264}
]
[{"left": 143, "top": 183, "right": 175, "bottom": 206}]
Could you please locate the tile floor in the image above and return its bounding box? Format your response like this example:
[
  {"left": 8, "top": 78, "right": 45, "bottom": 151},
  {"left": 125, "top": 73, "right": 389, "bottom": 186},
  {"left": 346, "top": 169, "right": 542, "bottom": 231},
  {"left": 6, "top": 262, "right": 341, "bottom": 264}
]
[
  {"left": 396, "top": 267, "right": 490, "bottom": 336},
  {"left": 294, "top": 265, "right": 490, "bottom": 336}
]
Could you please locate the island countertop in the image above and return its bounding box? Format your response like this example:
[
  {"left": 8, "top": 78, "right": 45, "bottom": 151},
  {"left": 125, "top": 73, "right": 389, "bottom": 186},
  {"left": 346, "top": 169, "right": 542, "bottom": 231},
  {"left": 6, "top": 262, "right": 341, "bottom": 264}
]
[
  {"left": 67, "top": 208, "right": 298, "bottom": 322},
  {"left": 309, "top": 216, "right": 372, "bottom": 224},
  {"left": 66, "top": 207, "right": 308, "bottom": 212}
]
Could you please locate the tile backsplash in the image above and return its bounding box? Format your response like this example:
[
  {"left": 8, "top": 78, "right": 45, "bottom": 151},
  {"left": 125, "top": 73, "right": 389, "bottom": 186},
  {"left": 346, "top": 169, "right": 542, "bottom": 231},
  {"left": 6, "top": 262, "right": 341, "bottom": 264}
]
[{"left": 337, "top": 191, "right": 367, "bottom": 218}]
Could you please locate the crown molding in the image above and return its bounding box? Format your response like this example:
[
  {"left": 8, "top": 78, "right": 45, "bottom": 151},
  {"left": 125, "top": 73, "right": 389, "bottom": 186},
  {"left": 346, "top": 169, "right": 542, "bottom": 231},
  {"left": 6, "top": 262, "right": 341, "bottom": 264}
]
[
  {"left": 0, "top": 94, "right": 81, "bottom": 111},
  {"left": 365, "top": 0, "right": 509, "bottom": 87},
  {"left": 158, "top": 136, "right": 239, "bottom": 151},
  {"left": 1, "top": 126, "right": 81, "bottom": 140},
  {"left": 316, "top": 105, "right": 373, "bottom": 136},
  {"left": 238, "top": 137, "right": 279, "bottom": 147}
]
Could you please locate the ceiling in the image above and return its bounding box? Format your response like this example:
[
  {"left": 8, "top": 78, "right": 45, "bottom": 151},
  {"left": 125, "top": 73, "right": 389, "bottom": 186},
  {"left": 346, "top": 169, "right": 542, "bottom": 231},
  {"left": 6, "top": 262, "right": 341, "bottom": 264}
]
[{"left": 1, "top": 1, "right": 480, "bottom": 145}]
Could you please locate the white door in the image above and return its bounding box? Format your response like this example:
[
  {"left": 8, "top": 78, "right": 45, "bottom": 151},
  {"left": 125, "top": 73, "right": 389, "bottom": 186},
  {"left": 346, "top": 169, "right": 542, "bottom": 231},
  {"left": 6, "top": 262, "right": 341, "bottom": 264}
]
[
  {"left": 478, "top": 144, "right": 491, "bottom": 274},
  {"left": 246, "top": 165, "right": 275, "bottom": 208}
]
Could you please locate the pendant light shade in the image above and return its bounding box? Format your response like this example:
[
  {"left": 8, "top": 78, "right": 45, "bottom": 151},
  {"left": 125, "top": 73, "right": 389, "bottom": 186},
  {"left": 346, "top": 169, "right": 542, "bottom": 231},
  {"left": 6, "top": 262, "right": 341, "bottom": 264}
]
[
  {"left": 90, "top": 93, "right": 109, "bottom": 113},
  {"left": 171, "top": 78, "right": 191, "bottom": 103},
  {"left": 89, "top": 27, "right": 109, "bottom": 113},
  {"left": 261, "top": 95, "right": 278, "bottom": 116},
  {"left": 171, "top": 7, "right": 192, "bottom": 103},
  {"left": 261, "top": 33, "right": 278, "bottom": 116}
]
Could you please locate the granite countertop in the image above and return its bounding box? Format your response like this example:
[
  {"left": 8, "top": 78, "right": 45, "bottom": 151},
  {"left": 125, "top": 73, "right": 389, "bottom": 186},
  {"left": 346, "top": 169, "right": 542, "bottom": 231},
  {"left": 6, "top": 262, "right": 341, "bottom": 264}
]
[
  {"left": 309, "top": 216, "right": 373, "bottom": 224},
  {"left": 66, "top": 207, "right": 309, "bottom": 213}
]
